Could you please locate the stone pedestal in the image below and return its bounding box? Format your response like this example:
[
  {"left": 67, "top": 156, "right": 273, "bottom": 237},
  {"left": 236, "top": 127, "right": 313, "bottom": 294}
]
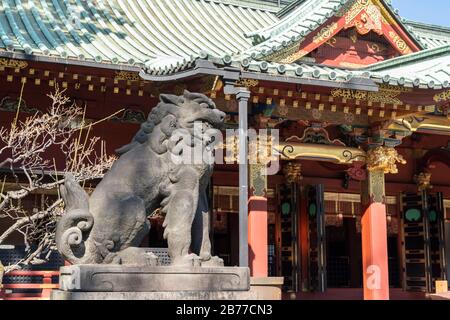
[
  {"left": 428, "top": 292, "right": 450, "bottom": 300},
  {"left": 250, "top": 277, "right": 284, "bottom": 300},
  {"left": 51, "top": 264, "right": 255, "bottom": 300},
  {"left": 51, "top": 290, "right": 257, "bottom": 300}
]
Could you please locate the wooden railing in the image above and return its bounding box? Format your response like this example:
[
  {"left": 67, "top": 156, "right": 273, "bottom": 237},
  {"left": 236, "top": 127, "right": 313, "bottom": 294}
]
[{"left": 0, "top": 270, "right": 59, "bottom": 300}]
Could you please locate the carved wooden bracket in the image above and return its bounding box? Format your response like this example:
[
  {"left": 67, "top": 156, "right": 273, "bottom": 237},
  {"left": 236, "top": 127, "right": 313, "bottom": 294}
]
[{"left": 366, "top": 146, "right": 406, "bottom": 174}]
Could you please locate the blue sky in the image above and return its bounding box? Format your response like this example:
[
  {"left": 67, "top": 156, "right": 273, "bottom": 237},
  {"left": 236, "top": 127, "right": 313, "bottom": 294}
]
[{"left": 391, "top": 0, "right": 450, "bottom": 27}]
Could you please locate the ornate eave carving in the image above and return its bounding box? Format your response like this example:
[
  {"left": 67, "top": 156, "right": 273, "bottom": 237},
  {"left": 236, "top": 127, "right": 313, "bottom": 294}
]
[
  {"left": 331, "top": 85, "right": 411, "bottom": 105},
  {"left": 434, "top": 89, "right": 450, "bottom": 103},
  {"left": 286, "top": 125, "right": 346, "bottom": 147},
  {"left": 366, "top": 146, "right": 406, "bottom": 174},
  {"left": 414, "top": 172, "right": 433, "bottom": 191},
  {"left": 264, "top": 0, "right": 418, "bottom": 64},
  {"left": 278, "top": 142, "right": 366, "bottom": 165},
  {"left": 283, "top": 162, "right": 302, "bottom": 184},
  {"left": 114, "top": 71, "right": 141, "bottom": 81},
  {"left": 0, "top": 58, "right": 28, "bottom": 69}
]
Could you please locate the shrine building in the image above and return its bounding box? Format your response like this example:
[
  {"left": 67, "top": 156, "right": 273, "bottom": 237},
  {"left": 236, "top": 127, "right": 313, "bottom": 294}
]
[{"left": 0, "top": 0, "right": 449, "bottom": 300}]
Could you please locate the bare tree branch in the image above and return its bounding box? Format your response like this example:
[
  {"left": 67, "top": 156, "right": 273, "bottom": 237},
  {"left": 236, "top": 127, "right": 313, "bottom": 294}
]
[{"left": 0, "top": 86, "right": 116, "bottom": 273}]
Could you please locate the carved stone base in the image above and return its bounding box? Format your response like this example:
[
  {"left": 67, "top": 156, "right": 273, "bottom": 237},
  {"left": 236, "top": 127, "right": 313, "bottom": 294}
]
[
  {"left": 51, "top": 290, "right": 257, "bottom": 300},
  {"left": 57, "top": 265, "right": 250, "bottom": 293}
]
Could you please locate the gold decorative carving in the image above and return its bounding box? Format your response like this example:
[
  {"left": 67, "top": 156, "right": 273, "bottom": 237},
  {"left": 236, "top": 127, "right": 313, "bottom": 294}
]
[
  {"left": 249, "top": 163, "right": 268, "bottom": 197},
  {"left": 265, "top": 44, "right": 299, "bottom": 63},
  {"left": 326, "top": 37, "right": 338, "bottom": 47},
  {"left": 414, "top": 172, "right": 432, "bottom": 191},
  {"left": 336, "top": 0, "right": 412, "bottom": 54},
  {"left": 372, "top": 0, "right": 399, "bottom": 26},
  {"left": 434, "top": 90, "right": 450, "bottom": 103},
  {"left": 371, "top": 43, "right": 381, "bottom": 53},
  {"left": 283, "top": 162, "right": 302, "bottom": 184},
  {"left": 331, "top": 86, "right": 408, "bottom": 105},
  {"left": 331, "top": 88, "right": 368, "bottom": 100},
  {"left": 350, "top": 33, "right": 358, "bottom": 44},
  {"left": 388, "top": 31, "right": 413, "bottom": 54},
  {"left": 338, "top": 0, "right": 370, "bottom": 23},
  {"left": 235, "top": 79, "right": 259, "bottom": 88},
  {"left": 367, "top": 91, "right": 403, "bottom": 105},
  {"left": 393, "top": 115, "right": 450, "bottom": 134},
  {"left": 362, "top": 169, "right": 386, "bottom": 204},
  {"left": 366, "top": 146, "right": 406, "bottom": 174},
  {"left": 345, "top": 0, "right": 383, "bottom": 35},
  {"left": 249, "top": 134, "right": 278, "bottom": 165},
  {"left": 338, "top": 0, "right": 397, "bottom": 27},
  {"left": 222, "top": 133, "right": 277, "bottom": 165},
  {"left": 313, "top": 22, "right": 339, "bottom": 44},
  {"left": 278, "top": 142, "right": 366, "bottom": 164},
  {"left": 286, "top": 127, "right": 346, "bottom": 147},
  {"left": 114, "top": 71, "right": 140, "bottom": 81},
  {"left": 0, "top": 58, "right": 28, "bottom": 69},
  {"left": 379, "top": 84, "right": 412, "bottom": 93},
  {"left": 279, "top": 50, "right": 309, "bottom": 64}
]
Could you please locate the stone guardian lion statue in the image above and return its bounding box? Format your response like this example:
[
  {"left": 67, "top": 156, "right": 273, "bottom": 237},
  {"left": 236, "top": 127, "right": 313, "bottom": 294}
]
[{"left": 55, "top": 91, "right": 226, "bottom": 267}]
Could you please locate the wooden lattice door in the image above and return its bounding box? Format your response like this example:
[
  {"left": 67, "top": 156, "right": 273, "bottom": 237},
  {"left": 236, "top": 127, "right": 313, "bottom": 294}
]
[
  {"left": 400, "top": 191, "right": 447, "bottom": 292},
  {"left": 307, "top": 184, "right": 327, "bottom": 292}
]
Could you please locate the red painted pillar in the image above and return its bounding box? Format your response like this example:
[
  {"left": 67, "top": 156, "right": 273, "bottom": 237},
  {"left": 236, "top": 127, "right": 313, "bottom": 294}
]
[
  {"left": 248, "top": 196, "right": 268, "bottom": 277},
  {"left": 361, "top": 161, "right": 392, "bottom": 301},
  {"left": 361, "top": 202, "right": 390, "bottom": 300}
]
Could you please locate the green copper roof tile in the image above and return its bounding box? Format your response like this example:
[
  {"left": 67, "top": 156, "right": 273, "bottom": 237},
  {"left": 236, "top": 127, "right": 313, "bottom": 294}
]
[
  {"left": 0, "top": 0, "right": 276, "bottom": 66},
  {"left": 0, "top": 0, "right": 448, "bottom": 73}
]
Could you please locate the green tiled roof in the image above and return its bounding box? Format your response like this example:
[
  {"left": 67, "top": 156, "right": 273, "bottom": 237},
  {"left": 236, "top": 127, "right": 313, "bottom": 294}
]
[
  {"left": 145, "top": 53, "right": 357, "bottom": 83},
  {"left": 0, "top": 0, "right": 279, "bottom": 66},
  {"left": 405, "top": 20, "right": 450, "bottom": 49},
  {"left": 0, "top": 0, "right": 448, "bottom": 86},
  {"left": 144, "top": 44, "right": 450, "bottom": 90},
  {"left": 366, "top": 44, "right": 450, "bottom": 89}
]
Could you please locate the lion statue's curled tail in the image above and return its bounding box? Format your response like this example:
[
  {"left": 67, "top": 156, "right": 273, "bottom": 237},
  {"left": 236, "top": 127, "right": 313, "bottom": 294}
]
[{"left": 55, "top": 174, "right": 96, "bottom": 264}]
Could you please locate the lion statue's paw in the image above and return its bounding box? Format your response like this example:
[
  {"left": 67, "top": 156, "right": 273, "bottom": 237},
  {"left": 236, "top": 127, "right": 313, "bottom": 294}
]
[
  {"left": 172, "top": 253, "right": 202, "bottom": 267},
  {"left": 114, "top": 248, "right": 160, "bottom": 266},
  {"left": 201, "top": 255, "right": 224, "bottom": 268}
]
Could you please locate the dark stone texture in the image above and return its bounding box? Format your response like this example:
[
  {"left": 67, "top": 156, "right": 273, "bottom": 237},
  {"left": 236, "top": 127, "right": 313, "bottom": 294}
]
[
  {"left": 51, "top": 290, "right": 258, "bottom": 300},
  {"left": 58, "top": 264, "right": 251, "bottom": 292},
  {"left": 55, "top": 91, "right": 226, "bottom": 267}
]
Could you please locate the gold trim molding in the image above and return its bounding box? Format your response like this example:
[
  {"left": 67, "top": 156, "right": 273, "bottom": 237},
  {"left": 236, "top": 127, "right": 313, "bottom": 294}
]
[
  {"left": 114, "top": 71, "right": 140, "bottom": 81},
  {"left": 313, "top": 22, "right": 338, "bottom": 44},
  {"left": 277, "top": 142, "right": 366, "bottom": 164},
  {"left": 0, "top": 58, "right": 28, "bottom": 69},
  {"left": 331, "top": 86, "right": 408, "bottom": 105},
  {"left": 434, "top": 89, "right": 450, "bottom": 103},
  {"left": 235, "top": 79, "right": 259, "bottom": 88}
]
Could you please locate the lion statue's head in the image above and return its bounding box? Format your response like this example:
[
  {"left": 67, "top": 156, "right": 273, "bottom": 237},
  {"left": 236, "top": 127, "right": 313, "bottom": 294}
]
[{"left": 116, "top": 91, "right": 226, "bottom": 155}]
